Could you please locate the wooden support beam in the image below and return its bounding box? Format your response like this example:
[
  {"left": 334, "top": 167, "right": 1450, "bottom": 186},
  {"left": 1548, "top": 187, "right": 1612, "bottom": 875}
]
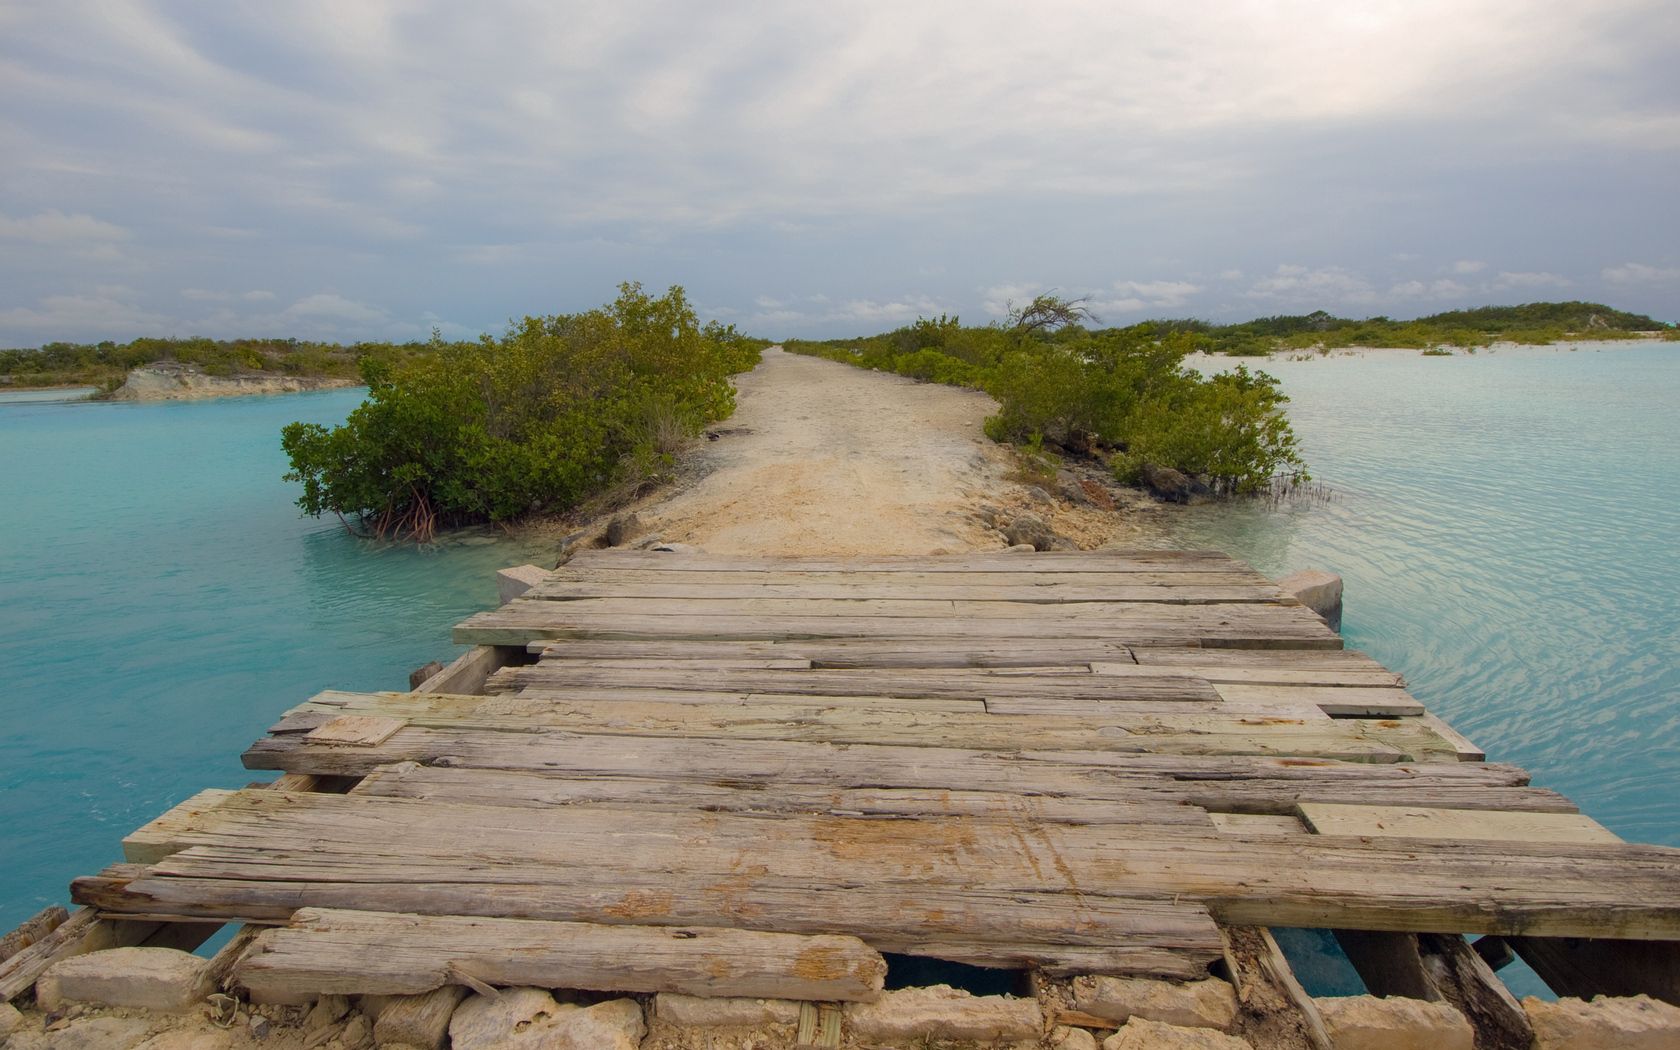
[
  {"left": 1508, "top": 935, "right": 1680, "bottom": 1006},
  {"left": 413, "top": 644, "right": 521, "bottom": 696},
  {"left": 0, "top": 907, "right": 68, "bottom": 965},
  {"left": 234, "top": 908, "right": 888, "bottom": 1002},
  {"left": 1220, "top": 925, "right": 1333, "bottom": 1050},
  {"left": 1331, "top": 931, "right": 1438, "bottom": 1001},
  {"left": 1417, "top": 933, "right": 1534, "bottom": 1050}
]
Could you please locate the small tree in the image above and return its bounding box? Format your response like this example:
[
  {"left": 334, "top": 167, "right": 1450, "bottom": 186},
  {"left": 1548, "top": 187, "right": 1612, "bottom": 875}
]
[{"left": 1006, "top": 292, "right": 1098, "bottom": 335}]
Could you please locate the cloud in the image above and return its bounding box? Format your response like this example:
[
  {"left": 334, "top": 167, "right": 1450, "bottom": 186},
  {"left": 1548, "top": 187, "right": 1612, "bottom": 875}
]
[
  {"left": 1451, "top": 260, "right": 1487, "bottom": 274},
  {"left": 1389, "top": 278, "right": 1470, "bottom": 299},
  {"left": 180, "top": 288, "right": 276, "bottom": 303},
  {"left": 1244, "top": 265, "right": 1377, "bottom": 304},
  {"left": 1093, "top": 279, "right": 1202, "bottom": 314},
  {"left": 0, "top": 210, "right": 129, "bottom": 244},
  {"left": 1602, "top": 262, "right": 1680, "bottom": 285},
  {"left": 1495, "top": 271, "right": 1571, "bottom": 289},
  {"left": 0, "top": 290, "right": 168, "bottom": 336},
  {"left": 980, "top": 284, "right": 1044, "bottom": 317},
  {"left": 747, "top": 292, "right": 946, "bottom": 331}
]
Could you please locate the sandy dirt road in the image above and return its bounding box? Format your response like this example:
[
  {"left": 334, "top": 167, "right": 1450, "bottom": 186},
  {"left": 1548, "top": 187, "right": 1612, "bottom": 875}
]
[{"left": 638, "top": 348, "right": 1150, "bottom": 555}]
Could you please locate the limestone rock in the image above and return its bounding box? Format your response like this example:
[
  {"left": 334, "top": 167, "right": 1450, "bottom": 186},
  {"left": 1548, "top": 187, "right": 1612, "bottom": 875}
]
[
  {"left": 1524, "top": 994, "right": 1680, "bottom": 1049},
  {"left": 1050, "top": 1023, "right": 1101, "bottom": 1050},
  {"left": 1072, "top": 975, "right": 1239, "bottom": 1031},
  {"left": 371, "top": 985, "right": 467, "bottom": 1049},
  {"left": 1003, "top": 543, "right": 1037, "bottom": 553},
  {"left": 1103, "top": 1017, "right": 1253, "bottom": 1049},
  {"left": 36, "top": 947, "right": 214, "bottom": 1013},
  {"left": 1003, "top": 513, "right": 1055, "bottom": 551},
  {"left": 843, "top": 984, "right": 1043, "bottom": 1044},
  {"left": 1277, "top": 569, "right": 1344, "bottom": 631},
  {"left": 0, "top": 1002, "right": 23, "bottom": 1038},
  {"left": 304, "top": 994, "right": 350, "bottom": 1031},
  {"left": 496, "top": 564, "right": 549, "bottom": 605},
  {"left": 1316, "top": 995, "right": 1472, "bottom": 1050},
  {"left": 341, "top": 1012, "right": 371, "bottom": 1047},
  {"left": 651, "top": 542, "right": 698, "bottom": 553},
  {"left": 1138, "top": 463, "right": 1192, "bottom": 503},
  {"left": 655, "top": 993, "right": 801, "bottom": 1027},
  {"left": 605, "top": 513, "right": 642, "bottom": 547},
  {"left": 449, "top": 988, "right": 644, "bottom": 1050}
]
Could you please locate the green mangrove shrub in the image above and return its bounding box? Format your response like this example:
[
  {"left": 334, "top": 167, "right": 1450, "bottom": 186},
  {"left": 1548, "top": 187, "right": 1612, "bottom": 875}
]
[{"left": 281, "top": 283, "right": 763, "bottom": 541}]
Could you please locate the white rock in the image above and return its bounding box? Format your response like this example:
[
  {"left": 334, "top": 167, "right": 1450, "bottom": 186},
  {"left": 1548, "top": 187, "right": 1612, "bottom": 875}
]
[
  {"left": 1277, "top": 569, "right": 1343, "bottom": 630},
  {"left": 1103, "top": 1017, "right": 1253, "bottom": 1049},
  {"left": 1072, "top": 975, "right": 1239, "bottom": 1031},
  {"left": 36, "top": 947, "right": 214, "bottom": 1013},
  {"left": 496, "top": 564, "right": 549, "bottom": 604},
  {"left": 1524, "top": 994, "right": 1680, "bottom": 1049},
  {"left": 449, "top": 988, "right": 645, "bottom": 1050},
  {"left": 0, "top": 1002, "right": 24, "bottom": 1038},
  {"left": 1050, "top": 1023, "right": 1101, "bottom": 1050},
  {"left": 843, "top": 984, "right": 1043, "bottom": 1044},
  {"left": 655, "top": 993, "right": 801, "bottom": 1027},
  {"left": 1316, "top": 995, "right": 1473, "bottom": 1050}
]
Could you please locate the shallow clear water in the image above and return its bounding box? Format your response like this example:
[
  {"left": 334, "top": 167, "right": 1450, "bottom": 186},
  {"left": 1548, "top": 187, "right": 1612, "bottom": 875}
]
[
  {"left": 1161, "top": 342, "right": 1680, "bottom": 997},
  {"left": 0, "top": 388, "right": 551, "bottom": 929}
]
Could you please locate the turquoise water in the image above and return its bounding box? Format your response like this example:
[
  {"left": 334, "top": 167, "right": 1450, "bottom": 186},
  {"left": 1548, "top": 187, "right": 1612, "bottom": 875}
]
[
  {"left": 0, "top": 388, "right": 551, "bottom": 930},
  {"left": 1161, "top": 342, "right": 1680, "bottom": 997}
]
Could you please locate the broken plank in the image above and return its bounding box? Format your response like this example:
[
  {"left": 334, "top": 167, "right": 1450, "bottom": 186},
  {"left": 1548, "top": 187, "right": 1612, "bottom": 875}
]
[
  {"left": 124, "top": 789, "right": 240, "bottom": 864},
  {"left": 1298, "top": 804, "right": 1622, "bottom": 844},
  {"left": 1094, "top": 661, "right": 1404, "bottom": 688},
  {"left": 235, "top": 907, "right": 887, "bottom": 1002},
  {"left": 305, "top": 714, "right": 406, "bottom": 747}
]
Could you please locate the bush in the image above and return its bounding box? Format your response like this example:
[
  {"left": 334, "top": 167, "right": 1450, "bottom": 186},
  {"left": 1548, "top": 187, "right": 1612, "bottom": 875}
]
[
  {"left": 788, "top": 312, "right": 1305, "bottom": 495},
  {"left": 281, "top": 283, "right": 764, "bottom": 541}
]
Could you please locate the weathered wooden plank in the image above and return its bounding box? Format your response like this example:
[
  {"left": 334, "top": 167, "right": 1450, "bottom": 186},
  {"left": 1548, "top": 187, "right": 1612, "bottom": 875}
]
[
  {"left": 529, "top": 580, "right": 1287, "bottom": 604},
  {"left": 456, "top": 607, "right": 1343, "bottom": 648},
  {"left": 124, "top": 789, "right": 240, "bottom": 864},
  {"left": 305, "top": 714, "right": 406, "bottom": 747},
  {"left": 1331, "top": 931, "right": 1438, "bottom": 1000},
  {"left": 1417, "top": 713, "right": 1486, "bottom": 761},
  {"left": 1299, "top": 804, "right": 1622, "bottom": 844},
  {"left": 500, "top": 665, "right": 1223, "bottom": 703},
  {"left": 236, "top": 908, "right": 888, "bottom": 1002},
  {"left": 564, "top": 549, "right": 1245, "bottom": 573},
  {"left": 84, "top": 791, "right": 1680, "bottom": 941},
  {"left": 535, "top": 637, "right": 1140, "bottom": 668},
  {"left": 544, "top": 567, "right": 1275, "bottom": 587},
  {"left": 242, "top": 719, "right": 1566, "bottom": 813},
  {"left": 1095, "top": 661, "right": 1405, "bottom": 688},
  {"left": 1131, "top": 646, "right": 1386, "bottom": 670},
  {"left": 256, "top": 691, "right": 1428, "bottom": 762},
  {"left": 349, "top": 763, "right": 1215, "bottom": 828},
  {"left": 484, "top": 595, "right": 1320, "bottom": 622},
  {"left": 1213, "top": 684, "right": 1425, "bottom": 717},
  {"left": 78, "top": 863, "right": 1224, "bottom": 978}
]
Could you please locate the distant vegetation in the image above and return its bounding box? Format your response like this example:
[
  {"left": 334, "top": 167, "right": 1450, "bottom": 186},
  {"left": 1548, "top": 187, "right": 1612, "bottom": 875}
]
[
  {"left": 1162, "top": 301, "right": 1670, "bottom": 356},
  {"left": 786, "top": 295, "right": 1306, "bottom": 495},
  {"left": 0, "top": 336, "right": 437, "bottom": 392},
  {"left": 281, "top": 284, "right": 767, "bottom": 542}
]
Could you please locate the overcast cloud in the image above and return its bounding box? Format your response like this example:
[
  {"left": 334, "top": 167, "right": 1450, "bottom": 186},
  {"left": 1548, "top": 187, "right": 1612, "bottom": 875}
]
[{"left": 2, "top": 0, "right": 1677, "bottom": 343}]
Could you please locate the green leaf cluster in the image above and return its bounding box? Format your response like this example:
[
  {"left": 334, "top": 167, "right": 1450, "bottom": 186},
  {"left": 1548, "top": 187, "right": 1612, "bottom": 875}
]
[{"left": 280, "top": 284, "right": 764, "bottom": 541}]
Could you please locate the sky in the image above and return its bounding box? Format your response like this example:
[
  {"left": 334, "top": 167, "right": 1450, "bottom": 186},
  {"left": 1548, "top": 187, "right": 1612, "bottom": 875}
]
[{"left": 2, "top": 0, "right": 1678, "bottom": 345}]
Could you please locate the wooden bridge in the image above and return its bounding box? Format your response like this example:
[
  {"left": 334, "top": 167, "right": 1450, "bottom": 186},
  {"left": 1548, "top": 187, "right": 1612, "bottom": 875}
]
[{"left": 7, "top": 548, "right": 1678, "bottom": 1041}]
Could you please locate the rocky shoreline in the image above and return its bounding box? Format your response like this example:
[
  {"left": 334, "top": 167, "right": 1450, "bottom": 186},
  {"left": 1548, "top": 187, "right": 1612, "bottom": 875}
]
[{"left": 106, "top": 362, "right": 357, "bottom": 402}]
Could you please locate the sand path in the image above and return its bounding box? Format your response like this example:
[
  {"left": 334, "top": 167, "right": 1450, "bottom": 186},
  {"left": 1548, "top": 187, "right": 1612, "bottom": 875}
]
[
  {"left": 642, "top": 348, "right": 1022, "bottom": 555},
  {"left": 636, "top": 348, "right": 1156, "bottom": 556}
]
